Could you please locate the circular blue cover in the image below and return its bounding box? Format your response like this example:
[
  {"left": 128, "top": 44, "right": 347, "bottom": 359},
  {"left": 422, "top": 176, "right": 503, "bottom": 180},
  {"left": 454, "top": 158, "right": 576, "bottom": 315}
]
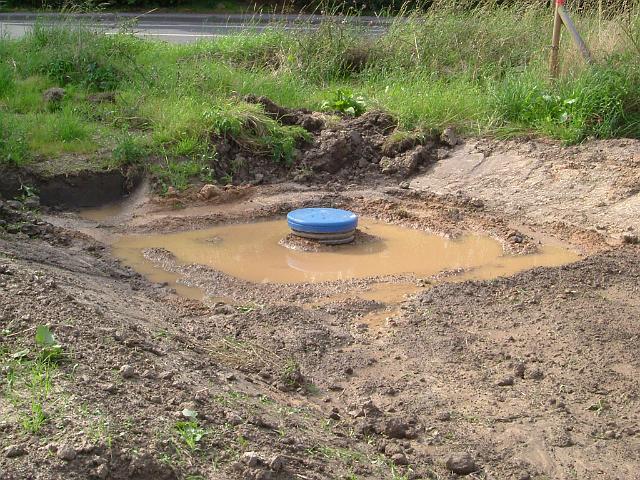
[{"left": 287, "top": 208, "right": 358, "bottom": 234}]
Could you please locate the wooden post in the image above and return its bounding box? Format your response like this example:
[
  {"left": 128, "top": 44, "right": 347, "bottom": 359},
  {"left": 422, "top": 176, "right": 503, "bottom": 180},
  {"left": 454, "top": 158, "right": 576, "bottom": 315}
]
[
  {"left": 550, "top": 0, "right": 563, "bottom": 78},
  {"left": 557, "top": 4, "right": 594, "bottom": 64},
  {"left": 550, "top": 0, "right": 593, "bottom": 78}
]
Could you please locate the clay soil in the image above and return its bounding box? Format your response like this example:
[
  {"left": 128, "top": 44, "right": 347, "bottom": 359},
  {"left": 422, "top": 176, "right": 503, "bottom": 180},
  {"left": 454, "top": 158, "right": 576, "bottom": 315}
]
[{"left": 1, "top": 135, "right": 639, "bottom": 480}]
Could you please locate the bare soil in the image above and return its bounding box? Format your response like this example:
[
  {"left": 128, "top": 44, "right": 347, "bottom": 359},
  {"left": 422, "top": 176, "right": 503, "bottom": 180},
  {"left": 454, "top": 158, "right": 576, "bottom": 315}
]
[{"left": 1, "top": 134, "right": 639, "bottom": 480}]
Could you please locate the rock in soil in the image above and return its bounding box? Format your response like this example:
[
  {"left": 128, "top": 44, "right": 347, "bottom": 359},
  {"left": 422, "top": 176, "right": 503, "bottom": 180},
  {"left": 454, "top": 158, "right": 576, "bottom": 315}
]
[
  {"left": 56, "top": 444, "right": 77, "bottom": 461},
  {"left": 119, "top": 364, "right": 135, "bottom": 378},
  {"left": 4, "top": 445, "right": 26, "bottom": 458},
  {"left": 440, "top": 126, "right": 461, "bottom": 146},
  {"left": 496, "top": 375, "right": 515, "bottom": 386},
  {"left": 445, "top": 452, "right": 477, "bottom": 475},
  {"left": 199, "top": 184, "right": 223, "bottom": 200},
  {"left": 269, "top": 455, "right": 285, "bottom": 472},
  {"left": 241, "top": 451, "right": 262, "bottom": 468}
]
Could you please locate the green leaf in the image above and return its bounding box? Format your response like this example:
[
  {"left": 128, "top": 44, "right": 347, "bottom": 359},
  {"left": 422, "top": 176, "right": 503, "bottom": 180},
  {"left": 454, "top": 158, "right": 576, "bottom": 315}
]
[
  {"left": 35, "top": 325, "right": 55, "bottom": 346},
  {"left": 182, "top": 408, "right": 198, "bottom": 419}
]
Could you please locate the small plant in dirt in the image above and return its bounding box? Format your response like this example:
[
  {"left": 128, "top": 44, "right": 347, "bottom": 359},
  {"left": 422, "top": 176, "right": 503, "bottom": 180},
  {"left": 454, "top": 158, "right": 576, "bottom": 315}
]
[
  {"left": 321, "top": 89, "right": 367, "bottom": 117},
  {"left": 17, "top": 184, "right": 38, "bottom": 204},
  {"left": 175, "top": 409, "right": 206, "bottom": 451},
  {"left": 35, "top": 325, "right": 64, "bottom": 363},
  {"left": 587, "top": 398, "right": 609, "bottom": 416},
  {"left": 0, "top": 326, "right": 65, "bottom": 434},
  {"left": 281, "top": 358, "right": 305, "bottom": 389},
  {"left": 22, "top": 362, "right": 51, "bottom": 433},
  {"left": 264, "top": 125, "right": 311, "bottom": 165},
  {"left": 235, "top": 303, "right": 261, "bottom": 314}
]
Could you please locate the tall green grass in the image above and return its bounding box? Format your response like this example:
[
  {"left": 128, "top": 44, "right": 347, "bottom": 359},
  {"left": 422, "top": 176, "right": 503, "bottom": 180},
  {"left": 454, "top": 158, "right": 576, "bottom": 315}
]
[
  {"left": 0, "top": 112, "right": 30, "bottom": 166},
  {"left": 0, "top": 5, "right": 638, "bottom": 175}
]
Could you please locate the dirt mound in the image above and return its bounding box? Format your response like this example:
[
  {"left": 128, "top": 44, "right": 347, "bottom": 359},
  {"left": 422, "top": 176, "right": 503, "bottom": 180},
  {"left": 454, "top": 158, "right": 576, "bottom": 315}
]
[
  {"left": 299, "top": 110, "right": 442, "bottom": 179},
  {"left": 410, "top": 137, "right": 640, "bottom": 241},
  {"left": 244, "top": 94, "right": 325, "bottom": 132},
  {"left": 238, "top": 96, "right": 448, "bottom": 183}
]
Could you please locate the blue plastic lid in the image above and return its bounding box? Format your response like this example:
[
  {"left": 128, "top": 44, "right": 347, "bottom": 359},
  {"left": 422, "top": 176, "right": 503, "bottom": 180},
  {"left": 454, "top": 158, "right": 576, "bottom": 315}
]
[{"left": 287, "top": 208, "right": 358, "bottom": 234}]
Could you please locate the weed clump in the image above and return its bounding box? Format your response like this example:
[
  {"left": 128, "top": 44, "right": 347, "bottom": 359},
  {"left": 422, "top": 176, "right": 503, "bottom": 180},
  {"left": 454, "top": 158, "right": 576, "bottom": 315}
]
[
  {"left": 112, "top": 134, "right": 152, "bottom": 166},
  {"left": 174, "top": 409, "right": 206, "bottom": 451},
  {"left": 322, "top": 88, "right": 367, "bottom": 116}
]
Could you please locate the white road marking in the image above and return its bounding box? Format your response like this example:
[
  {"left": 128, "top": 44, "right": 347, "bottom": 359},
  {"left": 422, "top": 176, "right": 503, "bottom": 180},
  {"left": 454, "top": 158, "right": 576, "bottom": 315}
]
[{"left": 104, "top": 32, "right": 222, "bottom": 37}]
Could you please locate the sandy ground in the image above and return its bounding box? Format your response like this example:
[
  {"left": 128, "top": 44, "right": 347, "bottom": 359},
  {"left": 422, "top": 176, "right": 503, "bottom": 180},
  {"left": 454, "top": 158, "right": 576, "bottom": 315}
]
[{"left": 1, "top": 136, "right": 639, "bottom": 480}]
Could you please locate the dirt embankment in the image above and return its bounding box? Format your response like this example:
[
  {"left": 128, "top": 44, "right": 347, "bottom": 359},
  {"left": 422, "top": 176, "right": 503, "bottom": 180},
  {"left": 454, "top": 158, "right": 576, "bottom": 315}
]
[
  {"left": 0, "top": 97, "right": 451, "bottom": 210},
  {"left": 1, "top": 98, "right": 640, "bottom": 480}
]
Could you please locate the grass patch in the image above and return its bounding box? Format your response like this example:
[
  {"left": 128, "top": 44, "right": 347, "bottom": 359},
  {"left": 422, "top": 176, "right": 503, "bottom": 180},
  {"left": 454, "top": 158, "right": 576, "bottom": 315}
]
[
  {"left": 1, "top": 325, "right": 66, "bottom": 434},
  {"left": 151, "top": 156, "right": 214, "bottom": 193},
  {"left": 0, "top": 5, "right": 638, "bottom": 184},
  {"left": 0, "top": 111, "right": 31, "bottom": 166}
]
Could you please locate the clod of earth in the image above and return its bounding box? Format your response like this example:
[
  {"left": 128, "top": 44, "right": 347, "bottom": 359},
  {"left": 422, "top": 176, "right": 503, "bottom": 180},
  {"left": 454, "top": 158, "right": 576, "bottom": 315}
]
[
  {"left": 56, "top": 444, "right": 77, "bottom": 462},
  {"left": 622, "top": 232, "right": 639, "bottom": 244},
  {"left": 446, "top": 452, "right": 478, "bottom": 475},
  {"left": 269, "top": 455, "right": 285, "bottom": 472},
  {"left": 4, "top": 445, "right": 26, "bottom": 459},
  {"left": 119, "top": 364, "right": 135, "bottom": 378},
  {"left": 199, "top": 184, "right": 223, "bottom": 200},
  {"left": 241, "top": 451, "right": 262, "bottom": 468},
  {"left": 391, "top": 452, "right": 409, "bottom": 465},
  {"left": 496, "top": 375, "right": 515, "bottom": 386}
]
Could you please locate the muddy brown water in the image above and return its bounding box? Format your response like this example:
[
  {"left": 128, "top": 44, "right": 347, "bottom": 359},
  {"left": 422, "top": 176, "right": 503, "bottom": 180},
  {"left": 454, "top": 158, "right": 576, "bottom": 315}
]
[
  {"left": 112, "top": 219, "right": 580, "bottom": 302},
  {"left": 80, "top": 203, "right": 128, "bottom": 222}
]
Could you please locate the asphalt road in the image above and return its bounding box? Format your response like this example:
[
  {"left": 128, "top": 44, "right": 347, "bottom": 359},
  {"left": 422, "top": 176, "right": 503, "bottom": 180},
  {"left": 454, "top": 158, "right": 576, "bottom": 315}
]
[{"left": 0, "top": 12, "right": 391, "bottom": 43}]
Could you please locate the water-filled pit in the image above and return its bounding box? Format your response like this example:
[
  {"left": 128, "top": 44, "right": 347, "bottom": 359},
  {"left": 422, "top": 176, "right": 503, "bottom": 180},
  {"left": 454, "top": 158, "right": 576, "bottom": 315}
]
[{"left": 112, "top": 219, "right": 580, "bottom": 300}]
